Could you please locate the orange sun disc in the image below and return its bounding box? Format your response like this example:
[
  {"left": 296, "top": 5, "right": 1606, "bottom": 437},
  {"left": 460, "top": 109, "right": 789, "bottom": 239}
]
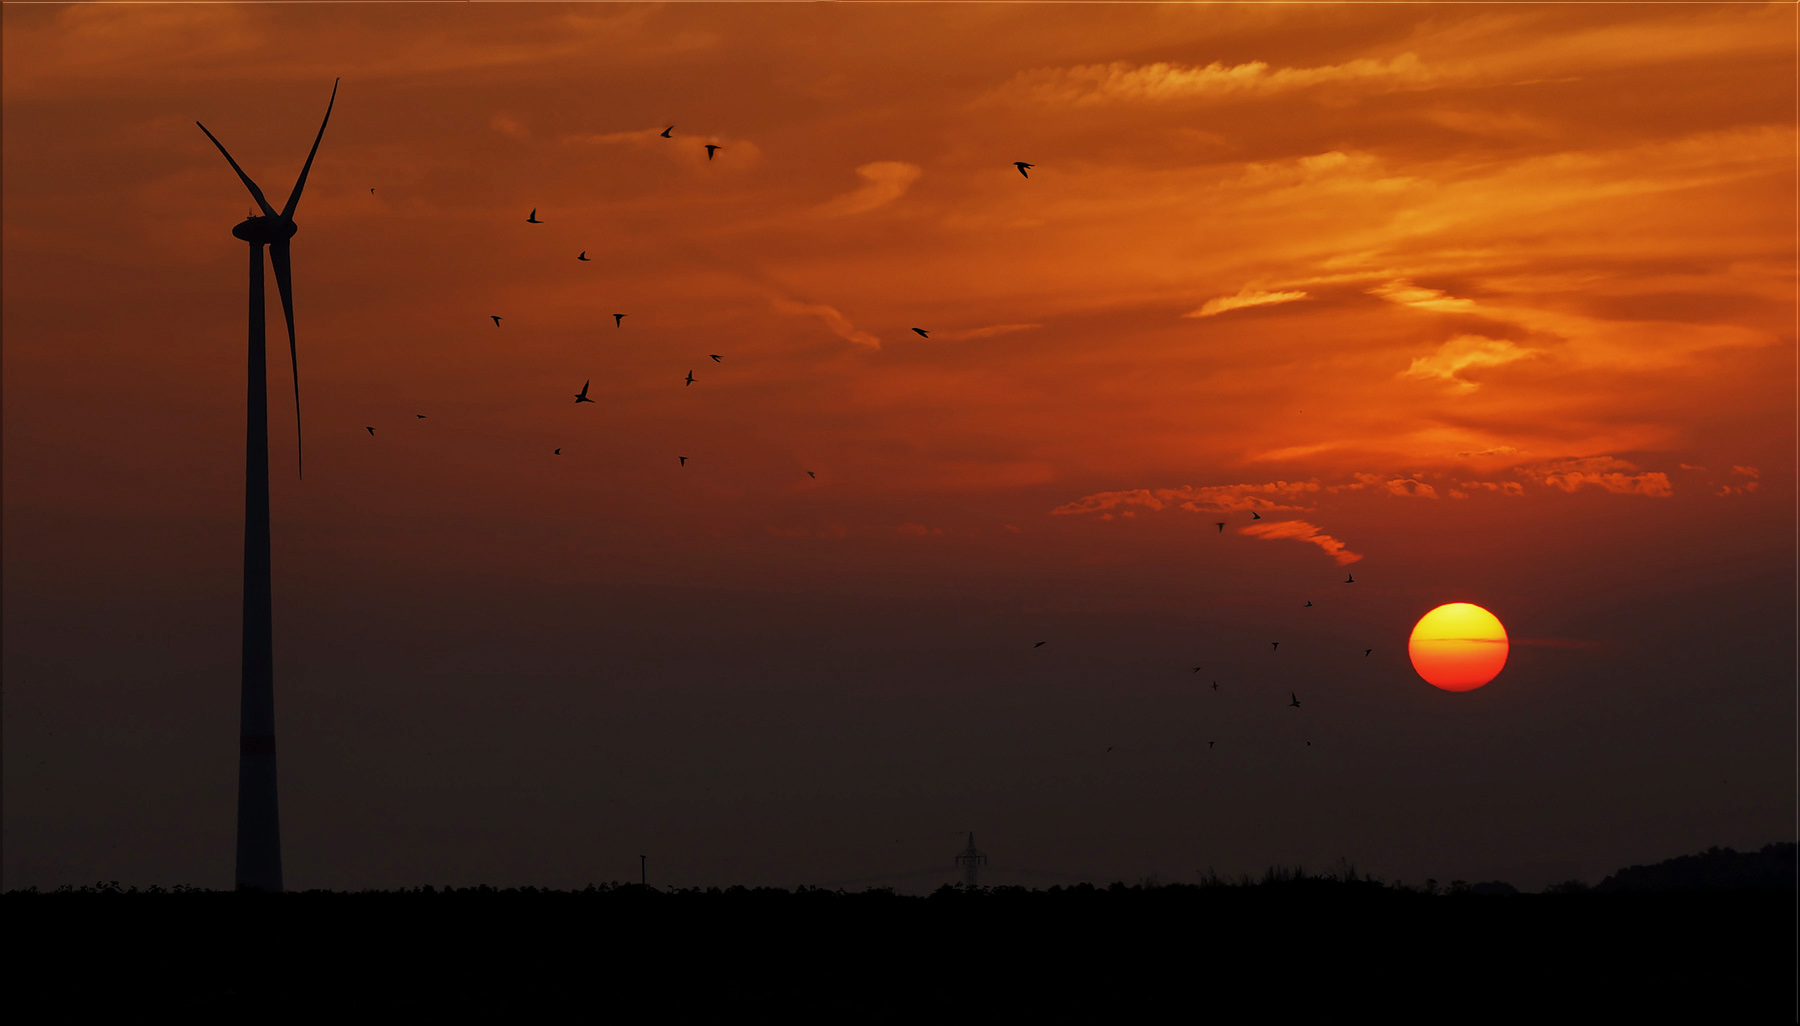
[{"left": 1409, "top": 603, "right": 1508, "bottom": 691}]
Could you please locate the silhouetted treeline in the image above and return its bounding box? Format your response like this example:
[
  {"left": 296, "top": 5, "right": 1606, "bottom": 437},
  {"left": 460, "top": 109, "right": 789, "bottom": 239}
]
[
  {"left": 6, "top": 857, "right": 1794, "bottom": 1018},
  {"left": 1594, "top": 842, "right": 1796, "bottom": 892}
]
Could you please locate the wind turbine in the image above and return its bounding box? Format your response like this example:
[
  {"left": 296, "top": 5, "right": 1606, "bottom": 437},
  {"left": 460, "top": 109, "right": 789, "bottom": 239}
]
[{"left": 196, "top": 78, "right": 337, "bottom": 892}]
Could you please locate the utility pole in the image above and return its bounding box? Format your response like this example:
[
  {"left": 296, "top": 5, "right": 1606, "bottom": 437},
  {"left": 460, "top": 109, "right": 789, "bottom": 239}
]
[
  {"left": 955, "top": 832, "right": 988, "bottom": 890},
  {"left": 640, "top": 854, "right": 647, "bottom": 890}
]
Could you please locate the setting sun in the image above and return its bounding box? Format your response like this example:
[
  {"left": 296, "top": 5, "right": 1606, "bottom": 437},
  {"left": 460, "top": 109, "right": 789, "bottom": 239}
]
[{"left": 1410, "top": 603, "right": 1509, "bottom": 692}]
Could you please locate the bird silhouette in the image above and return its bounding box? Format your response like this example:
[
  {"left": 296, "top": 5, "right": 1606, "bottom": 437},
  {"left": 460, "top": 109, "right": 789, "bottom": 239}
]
[
  {"left": 1304, "top": 600, "right": 1313, "bottom": 607},
  {"left": 705, "top": 144, "right": 722, "bottom": 160},
  {"left": 1014, "top": 161, "right": 1033, "bottom": 178},
  {"left": 575, "top": 380, "right": 595, "bottom": 404},
  {"left": 492, "top": 315, "right": 503, "bottom": 326},
  {"left": 369, "top": 188, "right": 375, "bottom": 194},
  {"left": 1207, "top": 740, "right": 1216, "bottom": 748},
  {"left": 678, "top": 456, "right": 688, "bottom": 466},
  {"left": 1192, "top": 666, "right": 1202, "bottom": 673},
  {"left": 1271, "top": 642, "right": 1280, "bottom": 651},
  {"left": 365, "top": 426, "right": 374, "bottom": 435},
  {"left": 912, "top": 328, "right": 929, "bottom": 338},
  {"left": 1251, "top": 510, "right": 1262, "bottom": 520},
  {"left": 710, "top": 354, "right": 722, "bottom": 362},
  {"left": 1289, "top": 692, "right": 1302, "bottom": 708},
  {"left": 613, "top": 314, "right": 625, "bottom": 327},
  {"left": 1215, "top": 522, "right": 1225, "bottom": 533},
  {"left": 554, "top": 448, "right": 561, "bottom": 455},
  {"left": 578, "top": 252, "right": 590, "bottom": 261},
  {"left": 684, "top": 370, "right": 695, "bottom": 386},
  {"left": 1364, "top": 649, "right": 1372, "bottom": 657},
  {"left": 1345, "top": 573, "right": 1355, "bottom": 583},
  {"left": 416, "top": 414, "right": 426, "bottom": 419},
  {"left": 1306, "top": 740, "right": 1312, "bottom": 747},
  {"left": 661, "top": 125, "right": 674, "bottom": 138},
  {"left": 1210, "top": 681, "right": 1219, "bottom": 691},
  {"left": 1105, "top": 747, "right": 1113, "bottom": 754},
  {"left": 1034, "top": 641, "right": 1046, "bottom": 648},
  {"left": 526, "top": 209, "right": 542, "bottom": 223},
  {"left": 806, "top": 471, "right": 816, "bottom": 479}
]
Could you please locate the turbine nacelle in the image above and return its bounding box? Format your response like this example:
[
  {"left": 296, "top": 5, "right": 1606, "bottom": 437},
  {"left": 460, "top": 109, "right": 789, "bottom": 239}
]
[{"left": 232, "top": 216, "right": 298, "bottom": 245}]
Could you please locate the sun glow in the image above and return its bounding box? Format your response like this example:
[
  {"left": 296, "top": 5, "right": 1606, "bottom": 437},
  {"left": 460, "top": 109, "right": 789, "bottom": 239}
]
[{"left": 1409, "top": 603, "right": 1508, "bottom": 691}]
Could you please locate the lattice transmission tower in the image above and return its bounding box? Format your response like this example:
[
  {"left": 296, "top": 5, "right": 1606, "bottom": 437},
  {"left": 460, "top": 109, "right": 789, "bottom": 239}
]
[{"left": 955, "top": 832, "right": 988, "bottom": 890}]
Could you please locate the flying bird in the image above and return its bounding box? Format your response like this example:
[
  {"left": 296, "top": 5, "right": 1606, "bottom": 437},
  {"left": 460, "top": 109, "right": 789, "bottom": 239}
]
[
  {"left": 806, "top": 471, "right": 816, "bottom": 479},
  {"left": 1305, "top": 601, "right": 1313, "bottom": 607},
  {"left": 1014, "top": 161, "right": 1033, "bottom": 178},
  {"left": 1345, "top": 573, "right": 1355, "bottom": 583},
  {"left": 1364, "top": 649, "right": 1372, "bottom": 657},
  {"left": 1251, "top": 510, "right": 1262, "bottom": 520},
  {"left": 1207, "top": 740, "right": 1216, "bottom": 749},
  {"left": 1289, "top": 692, "right": 1302, "bottom": 708},
  {"left": 678, "top": 456, "right": 688, "bottom": 466},
  {"left": 614, "top": 314, "right": 625, "bottom": 327},
  {"left": 492, "top": 316, "right": 503, "bottom": 326},
  {"left": 1034, "top": 642, "right": 1046, "bottom": 648},
  {"left": 912, "top": 328, "right": 929, "bottom": 338},
  {"left": 1215, "top": 522, "right": 1225, "bottom": 533},
  {"left": 705, "top": 144, "right": 722, "bottom": 160},
  {"left": 1271, "top": 642, "right": 1280, "bottom": 652},
  {"left": 416, "top": 414, "right": 426, "bottom": 419},
  {"left": 1192, "top": 667, "right": 1202, "bottom": 673},
  {"left": 710, "top": 354, "right": 722, "bottom": 362},
  {"left": 578, "top": 252, "right": 589, "bottom": 261},
  {"left": 365, "top": 426, "right": 374, "bottom": 435},
  {"left": 685, "top": 370, "right": 695, "bottom": 386},
  {"left": 554, "top": 448, "right": 561, "bottom": 455},
  {"left": 661, "top": 125, "right": 674, "bottom": 138},
  {"left": 526, "top": 209, "right": 542, "bottom": 223},
  {"left": 369, "top": 188, "right": 375, "bottom": 194},
  {"left": 1105, "top": 747, "right": 1113, "bottom": 754},
  {"left": 1210, "top": 681, "right": 1219, "bottom": 691},
  {"left": 575, "top": 380, "right": 595, "bottom": 404}
]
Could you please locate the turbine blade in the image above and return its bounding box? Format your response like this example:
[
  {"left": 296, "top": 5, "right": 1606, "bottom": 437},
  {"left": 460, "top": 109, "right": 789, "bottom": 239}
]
[
  {"left": 280, "top": 78, "right": 339, "bottom": 222},
  {"left": 196, "top": 122, "right": 279, "bottom": 220},
  {"left": 269, "top": 240, "right": 303, "bottom": 480}
]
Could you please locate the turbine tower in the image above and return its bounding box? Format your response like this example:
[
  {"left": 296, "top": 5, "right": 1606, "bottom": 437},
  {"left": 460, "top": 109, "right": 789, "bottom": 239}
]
[{"left": 197, "top": 79, "right": 338, "bottom": 892}]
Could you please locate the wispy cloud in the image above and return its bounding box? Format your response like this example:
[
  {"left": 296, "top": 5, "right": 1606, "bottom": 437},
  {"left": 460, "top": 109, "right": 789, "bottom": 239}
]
[
  {"left": 993, "top": 53, "right": 1433, "bottom": 107},
  {"left": 1368, "top": 279, "right": 1478, "bottom": 312},
  {"left": 1184, "top": 288, "right": 1309, "bottom": 319},
  {"left": 1519, "top": 457, "right": 1672, "bottom": 496},
  {"left": 931, "top": 323, "right": 1043, "bottom": 342},
  {"left": 1240, "top": 520, "right": 1364, "bottom": 565},
  {"left": 814, "top": 161, "right": 922, "bottom": 217},
  {"left": 1403, "top": 335, "right": 1538, "bottom": 392},
  {"left": 769, "top": 297, "right": 881, "bottom": 349},
  {"left": 1051, "top": 481, "right": 1324, "bottom": 517}
]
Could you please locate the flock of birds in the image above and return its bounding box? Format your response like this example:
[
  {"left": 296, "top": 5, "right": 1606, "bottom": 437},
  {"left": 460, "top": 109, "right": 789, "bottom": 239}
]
[{"left": 359, "top": 128, "right": 1370, "bottom": 754}]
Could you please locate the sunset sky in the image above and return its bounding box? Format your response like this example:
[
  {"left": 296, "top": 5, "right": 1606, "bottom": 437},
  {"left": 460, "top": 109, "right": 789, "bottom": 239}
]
[{"left": 4, "top": 2, "right": 1794, "bottom": 892}]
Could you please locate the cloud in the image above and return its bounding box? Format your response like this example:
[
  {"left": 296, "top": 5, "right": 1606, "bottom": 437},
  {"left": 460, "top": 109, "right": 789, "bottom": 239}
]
[
  {"left": 1457, "top": 446, "right": 1523, "bottom": 458},
  {"left": 1402, "top": 335, "right": 1538, "bottom": 392},
  {"left": 1731, "top": 465, "right": 1759, "bottom": 478},
  {"left": 992, "top": 53, "right": 1432, "bottom": 107},
  {"left": 561, "top": 127, "right": 665, "bottom": 147},
  {"left": 1382, "top": 478, "right": 1439, "bottom": 499},
  {"left": 769, "top": 297, "right": 880, "bottom": 349},
  {"left": 1519, "top": 457, "right": 1672, "bottom": 496},
  {"left": 1184, "top": 288, "right": 1309, "bottom": 319},
  {"left": 490, "top": 113, "right": 531, "bottom": 140},
  {"left": 1368, "top": 279, "right": 1478, "bottom": 312},
  {"left": 1052, "top": 481, "right": 1322, "bottom": 517},
  {"left": 815, "top": 161, "right": 922, "bottom": 217},
  {"left": 930, "top": 323, "right": 1044, "bottom": 342},
  {"left": 1459, "top": 480, "right": 1527, "bottom": 497},
  {"left": 1240, "top": 520, "right": 1364, "bottom": 565}
]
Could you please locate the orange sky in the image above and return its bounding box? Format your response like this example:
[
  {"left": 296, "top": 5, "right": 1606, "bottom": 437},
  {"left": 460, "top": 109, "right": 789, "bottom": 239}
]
[{"left": 4, "top": 2, "right": 1794, "bottom": 892}]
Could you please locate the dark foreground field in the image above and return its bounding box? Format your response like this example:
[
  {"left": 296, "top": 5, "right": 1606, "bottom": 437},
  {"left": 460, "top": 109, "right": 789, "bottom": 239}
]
[{"left": 9, "top": 879, "right": 1795, "bottom": 1016}]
